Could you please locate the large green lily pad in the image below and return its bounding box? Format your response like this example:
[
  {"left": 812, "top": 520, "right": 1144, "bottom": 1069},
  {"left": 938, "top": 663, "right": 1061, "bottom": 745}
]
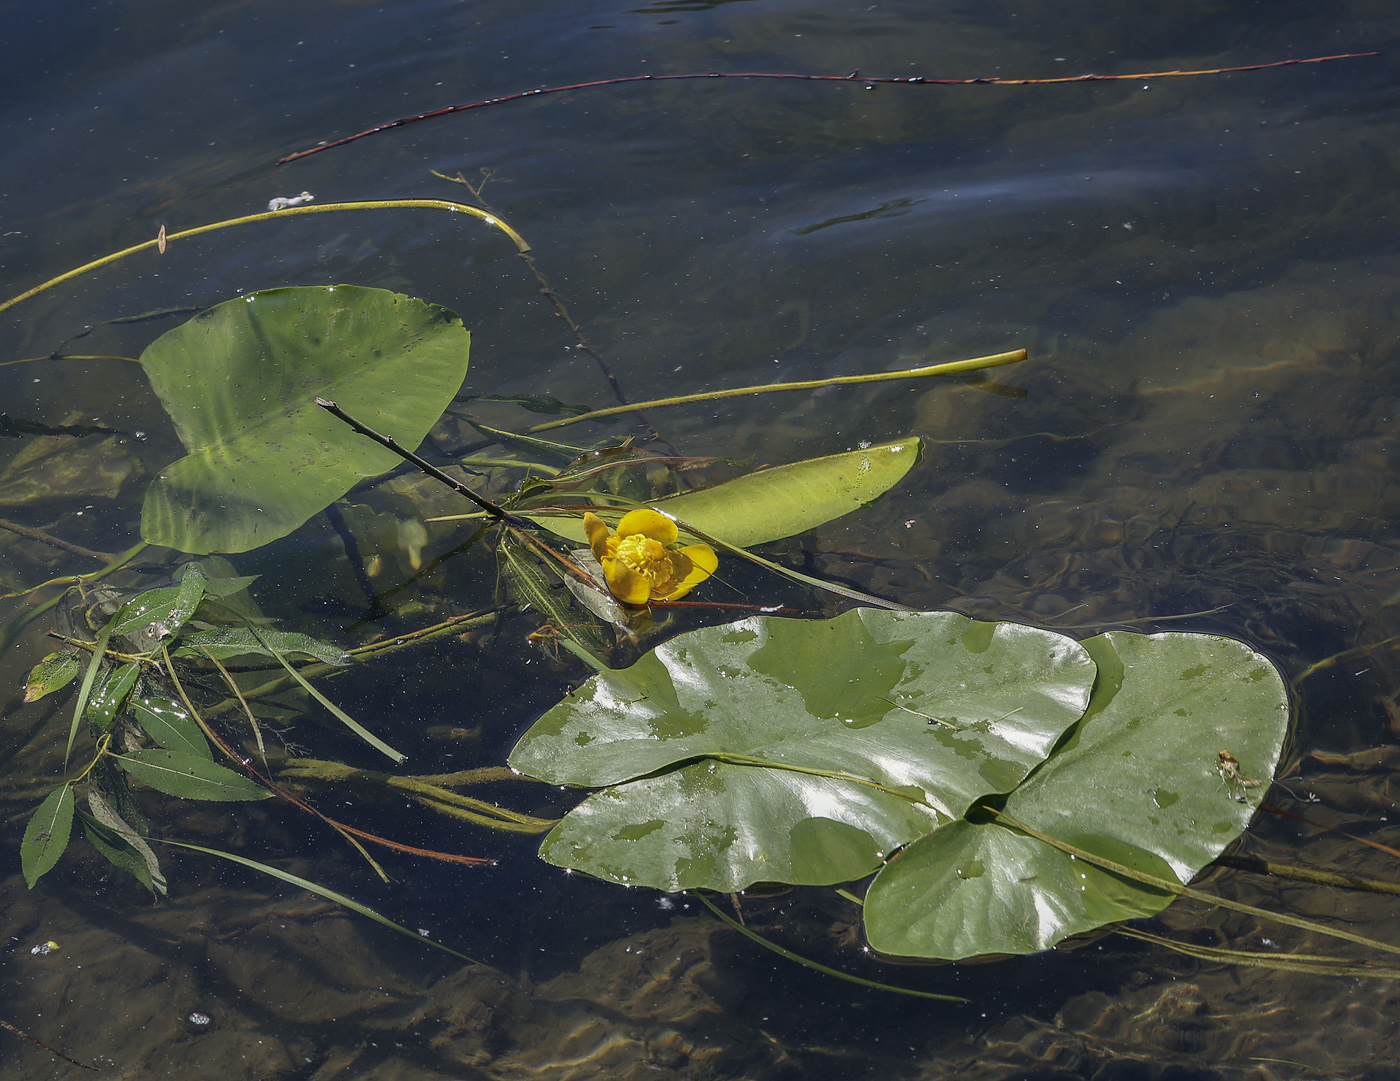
[
  {"left": 527, "top": 438, "right": 922, "bottom": 548},
  {"left": 862, "top": 630, "right": 1290, "bottom": 959},
  {"left": 509, "top": 609, "right": 1097, "bottom": 891},
  {"left": 139, "top": 285, "right": 471, "bottom": 553}
]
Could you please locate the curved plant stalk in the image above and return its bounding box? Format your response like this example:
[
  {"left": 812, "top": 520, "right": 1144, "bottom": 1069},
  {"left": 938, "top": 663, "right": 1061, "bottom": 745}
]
[
  {"left": 1215, "top": 854, "right": 1400, "bottom": 897},
  {"left": 277, "top": 53, "right": 1378, "bottom": 165},
  {"left": 159, "top": 646, "right": 490, "bottom": 875},
  {"left": 1116, "top": 926, "right": 1400, "bottom": 980},
  {"left": 160, "top": 839, "right": 484, "bottom": 966},
  {"left": 246, "top": 626, "right": 406, "bottom": 765},
  {"left": 0, "top": 1016, "right": 96, "bottom": 1071},
  {"left": 277, "top": 758, "right": 558, "bottom": 834},
  {"left": 198, "top": 608, "right": 506, "bottom": 720},
  {"left": 0, "top": 200, "right": 530, "bottom": 317},
  {"left": 160, "top": 641, "right": 391, "bottom": 881},
  {"left": 521, "top": 350, "right": 1027, "bottom": 434},
  {"left": 696, "top": 894, "right": 964, "bottom": 1003}
]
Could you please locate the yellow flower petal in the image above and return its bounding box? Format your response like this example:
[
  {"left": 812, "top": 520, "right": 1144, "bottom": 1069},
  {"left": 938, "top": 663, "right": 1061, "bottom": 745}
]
[
  {"left": 602, "top": 558, "right": 653, "bottom": 605},
  {"left": 657, "top": 544, "right": 718, "bottom": 601},
  {"left": 616, "top": 508, "right": 678, "bottom": 547},
  {"left": 583, "top": 511, "right": 612, "bottom": 562}
]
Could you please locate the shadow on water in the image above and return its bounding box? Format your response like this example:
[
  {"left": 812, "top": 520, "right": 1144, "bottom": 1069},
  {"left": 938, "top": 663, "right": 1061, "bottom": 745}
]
[{"left": 2, "top": 0, "right": 1400, "bottom": 1077}]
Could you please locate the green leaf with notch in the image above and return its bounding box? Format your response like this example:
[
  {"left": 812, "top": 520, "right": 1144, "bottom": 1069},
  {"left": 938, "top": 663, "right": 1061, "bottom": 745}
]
[
  {"left": 510, "top": 609, "right": 1096, "bottom": 892},
  {"left": 861, "top": 631, "right": 1290, "bottom": 960},
  {"left": 139, "top": 285, "right": 472, "bottom": 554}
]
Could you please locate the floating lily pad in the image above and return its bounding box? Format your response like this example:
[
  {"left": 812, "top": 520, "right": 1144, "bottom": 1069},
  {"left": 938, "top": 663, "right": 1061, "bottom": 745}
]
[
  {"left": 510, "top": 609, "right": 1097, "bottom": 892},
  {"left": 862, "top": 630, "right": 1290, "bottom": 960}
]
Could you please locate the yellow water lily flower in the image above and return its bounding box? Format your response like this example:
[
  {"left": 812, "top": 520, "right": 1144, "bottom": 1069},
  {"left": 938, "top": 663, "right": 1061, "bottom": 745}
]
[{"left": 583, "top": 508, "right": 718, "bottom": 606}]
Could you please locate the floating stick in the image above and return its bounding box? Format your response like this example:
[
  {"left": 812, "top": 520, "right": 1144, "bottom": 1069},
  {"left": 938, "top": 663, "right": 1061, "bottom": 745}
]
[{"left": 277, "top": 52, "right": 1378, "bottom": 165}]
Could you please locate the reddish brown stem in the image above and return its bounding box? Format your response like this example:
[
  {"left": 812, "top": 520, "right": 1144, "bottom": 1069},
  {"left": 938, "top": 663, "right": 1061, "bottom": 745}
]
[{"left": 277, "top": 52, "right": 1377, "bottom": 165}]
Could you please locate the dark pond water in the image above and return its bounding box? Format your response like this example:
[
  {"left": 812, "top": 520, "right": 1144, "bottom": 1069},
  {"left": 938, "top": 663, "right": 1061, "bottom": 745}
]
[{"left": 3, "top": 0, "right": 1400, "bottom": 1077}]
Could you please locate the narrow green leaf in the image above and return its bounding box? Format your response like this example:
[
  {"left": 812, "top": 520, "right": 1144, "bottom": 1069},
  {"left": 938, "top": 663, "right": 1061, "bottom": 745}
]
[
  {"left": 24, "top": 651, "right": 82, "bottom": 703},
  {"left": 21, "top": 786, "right": 75, "bottom": 888},
  {"left": 67, "top": 617, "right": 115, "bottom": 766},
  {"left": 132, "top": 694, "right": 212, "bottom": 759},
  {"left": 84, "top": 662, "right": 141, "bottom": 732},
  {"left": 248, "top": 627, "right": 406, "bottom": 764},
  {"left": 527, "top": 438, "right": 923, "bottom": 547},
  {"left": 160, "top": 840, "right": 480, "bottom": 965},
  {"left": 466, "top": 395, "right": 593, "bottom": 416},
  {"left": 471, "top": 422, "right": 593, "bottom": 464},
  {"left": 172, "top": 627, "right": 351, "bottom": 665},
  {"left": 114, "top": 749, "right": 271, "bottom": 801}
]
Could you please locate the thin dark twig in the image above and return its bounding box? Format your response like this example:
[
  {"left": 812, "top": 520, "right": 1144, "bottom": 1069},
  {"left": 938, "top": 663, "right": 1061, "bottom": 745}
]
[
  {"left": 314, "top": 398, "right": 528, "bottom": 527},
  {"left": 0, "top": 1016, "right": 97, "bottom": 1071},
  {"left": 276, "top": 53, "right": 1378, "bottom": 165}
]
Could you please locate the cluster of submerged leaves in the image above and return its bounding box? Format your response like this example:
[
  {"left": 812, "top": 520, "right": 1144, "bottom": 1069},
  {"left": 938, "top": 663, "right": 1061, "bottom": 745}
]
[
  {"left": 14, "top": 277, "right": 1385, "bottom": 976},
  {"left": 21, "top": 561, "right": 347, "bottom": 893}
]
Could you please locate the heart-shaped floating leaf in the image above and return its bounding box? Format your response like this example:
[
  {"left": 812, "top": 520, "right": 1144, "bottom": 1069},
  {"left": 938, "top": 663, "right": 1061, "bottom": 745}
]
[
  {"left": 509, "top": 609, "right": 1096, "bottom": 892},
  {"left": 527, "top": 438, "right": 922, "bottom": 548},
  {"left": 862, "top": 630, "right": 1290, "bottom": 960},
  {"left": 139, "top": 285, "right": 471, "bottom": 554}
]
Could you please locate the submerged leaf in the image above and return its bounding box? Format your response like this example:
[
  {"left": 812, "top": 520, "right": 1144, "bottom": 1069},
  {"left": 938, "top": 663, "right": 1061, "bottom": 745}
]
[
  {"left": 172, "top": 627, "right": 351, "bottom": 665},
  {"left": 111, "top": 562, "right": 207, "bottom": 638},
  {"left": 24, "top": 651, "right": 82, "bottom": 702},
  {"left": 139, "top": 285, "right": 472, "bottom": 554},
  {"left": 77, "top": 801, "right": 167, "bottom": 895}
]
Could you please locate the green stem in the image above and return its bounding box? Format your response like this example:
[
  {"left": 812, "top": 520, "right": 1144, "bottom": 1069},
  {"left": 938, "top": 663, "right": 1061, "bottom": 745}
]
[
  {"left": 0, "top": 541, "right": 151, "bottom": 659},
  {"left": 521, "top": 349, "right": 1027, "bottom": 434},
  {"left": 199, "top": 609, "right": 503, "bottom": 718},
  {"left": 1216, "top": 854, "right": 1400, "bottom": 896},
  {"left": 1116, "top": 925, "right": 1400, "bottom": 980},
  {"left": 696, "top": 894, "right": 965, "bottom": 1002},
  {"left": 0, "top": 200, "right": 530, "bottom": 316}
]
